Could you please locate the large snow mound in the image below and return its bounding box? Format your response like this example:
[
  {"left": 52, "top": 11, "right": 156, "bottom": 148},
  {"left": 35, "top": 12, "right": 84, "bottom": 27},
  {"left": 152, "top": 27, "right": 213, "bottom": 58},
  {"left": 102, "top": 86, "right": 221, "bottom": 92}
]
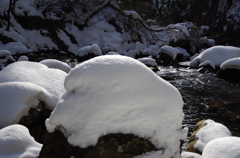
[
  {"left": 0, "top": 61, "right": 67, "bottom": 109},
  {"left": 46, "top": 55, "right": 186, "bottom": 158},
  {"left": 195, "top": 119, "right": 231, "bottom": 152},
  {"left": 0, "top": 82, "right": 55, "bottom": 128},
  {"left": 0, "top": 124, "right": 42, "bottom": 158},
  {"left": 202, "top": 137, "right": 240, "bottom": 158},
  {"left": 220, "top": 57, "right": 240, "bottom": 70},
  {"left": 190, "top": 46, "right": 240, "bottom": 67}
]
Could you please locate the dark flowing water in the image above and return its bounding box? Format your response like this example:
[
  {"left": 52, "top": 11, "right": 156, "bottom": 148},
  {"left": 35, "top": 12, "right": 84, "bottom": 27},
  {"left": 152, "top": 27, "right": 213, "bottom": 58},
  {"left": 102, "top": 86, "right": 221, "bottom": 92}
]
[{"left": 157, "top": 66, "right": 240, "bottom": 139}]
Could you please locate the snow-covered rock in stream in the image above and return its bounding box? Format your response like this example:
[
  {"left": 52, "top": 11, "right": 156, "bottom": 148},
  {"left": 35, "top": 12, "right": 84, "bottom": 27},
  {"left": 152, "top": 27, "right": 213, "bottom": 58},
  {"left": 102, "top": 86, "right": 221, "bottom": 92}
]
[
  {"left": 216, "top": 57, "right": 240, "bottom": 80},
  {"left": 186, "top": 119, "right": 231, "bottom": 154},
  {"left": 0, "top": 61, "right": 67, "bottom": 109},
  {"left": 189, "top": 46, "right": 240, "bottom": 68},
  {"left": 44, "top": 55, "right": 187, "bottom": 158}
]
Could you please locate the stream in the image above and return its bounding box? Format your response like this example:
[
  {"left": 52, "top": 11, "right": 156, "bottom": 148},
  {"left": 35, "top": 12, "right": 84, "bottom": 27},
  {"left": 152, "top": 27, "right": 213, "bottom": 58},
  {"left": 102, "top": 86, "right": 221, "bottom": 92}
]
[{"left": 157, "top": 66, "right": 240, "bottom": 147}]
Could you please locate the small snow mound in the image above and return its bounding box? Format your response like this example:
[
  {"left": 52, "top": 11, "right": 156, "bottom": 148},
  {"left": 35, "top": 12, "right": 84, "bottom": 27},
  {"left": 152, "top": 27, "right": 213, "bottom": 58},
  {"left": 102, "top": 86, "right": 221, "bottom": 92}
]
[
  {"left": 77, "top": 44, "right": 102, "bottom": 57},
  {"left": 195, "top": 119, "right": 231, "bottom": 152},
  {"left": 137, "top": 57, "right": 157, "bottom": 67},
  {"left": 40, "top": 59, "right": 71, "bottom": 73},
  {"left": 220, "top": 57, "right": 240, "bottom": 70},
  {"left": 106, "top": 51, "right": 120, "bottom": 55},
  {"left": 17, "top": 55, "right": 29, "bottom": 61},
  {"left": 46, "top": 55, "right": 185, "bottom": 158},
  {"left": 0, "top": 124, "right": 42, "bottom": 158},
  {"left": 160, "top": 45, "right": 179, "bottom": 59},
  {"left": 202, "top": 137, "right": 240, "bottom": 158}
]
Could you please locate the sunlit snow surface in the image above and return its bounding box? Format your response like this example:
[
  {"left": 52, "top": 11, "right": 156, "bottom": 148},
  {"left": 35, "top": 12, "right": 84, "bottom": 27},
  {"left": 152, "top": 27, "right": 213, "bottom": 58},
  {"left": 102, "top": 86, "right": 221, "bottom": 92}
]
[
  {"left": 0, "top": 61, "right": 67, "bottom": 109},
  {"left": 46, "top": 55, "right": 187, "bottom": 158}
]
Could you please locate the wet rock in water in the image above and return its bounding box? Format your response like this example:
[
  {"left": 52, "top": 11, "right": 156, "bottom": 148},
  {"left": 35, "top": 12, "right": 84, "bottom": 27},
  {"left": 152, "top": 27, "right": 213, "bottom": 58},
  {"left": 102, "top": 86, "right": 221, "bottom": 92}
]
[
  {"left": 159, "top": 52, "right": 174, "bottom": 65},
  {"left": 207, "top": 100, "right": 240, "bottom": 123},
  {"left": 186, "top": 119, "right": 206, "bottom": 153},
  {"left": 39, "top": 130, "right": 157, "bottom": 158},
  {"left": 216, "top": 68, "right": 240, "bottom": 80}
]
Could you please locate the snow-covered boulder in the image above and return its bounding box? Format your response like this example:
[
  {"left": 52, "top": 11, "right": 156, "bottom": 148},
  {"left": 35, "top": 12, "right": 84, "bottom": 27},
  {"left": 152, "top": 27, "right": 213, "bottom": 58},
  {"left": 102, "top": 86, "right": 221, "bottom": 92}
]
[
  {"left": 17, "top": 55, "right": 29, "bottom": 61},
  {"left": 216, "top": 57, "right": 240, "bottom": 80},
  {"left": 0, "top": 50, "right": 15, "bottom": 69},
  {"left": 77, "top": 44, "right": 102, "bottom": 57},
  {"left": 160, "top": 45, "right": 183, "bottom": 65},
  {"left": 187, "top": 119, "right": 231, "bottom": 153},
  {"left": 0, "top": 124, "right": 42, "bottom": 158},
  {"left": 137, "top": 57, "right": 157, "bottom": 67},
  {"left": 45, "top": 55, "right": 186, "bottom": 158},
  {"left": 0, "top": 82, "right": 61, "bottom": 128},
  {"left": 39, "top": 59, "right": 71, "bottom": 73},
  {"left": 174, "top": 47, "right": 191, "bottom": 61},
  {"left": 202, "top": 137, "right": 240, "bottom": 158},
  {"left": 220, "top": 57, "right": 240, "bottom": 70},
  {"left": 189, "top": 46, "right": 240, "bottom": 68},
  {"left": 0, "top": 61, "right": 67, "bottom": 109}
]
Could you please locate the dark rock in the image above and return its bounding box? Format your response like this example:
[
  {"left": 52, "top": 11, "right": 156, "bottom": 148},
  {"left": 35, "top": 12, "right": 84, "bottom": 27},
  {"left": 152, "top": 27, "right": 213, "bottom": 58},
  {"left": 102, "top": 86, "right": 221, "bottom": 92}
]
[
  {"left": 216, "top": 68, "right": 240, "bottom": 80},
  {"left": 159, "top": 52, "right": 183, "bottom": 66},
  {"left": 39, "top": 130, "right": 157, "bottom": 158},
  {"left": 159, "top": 52, "right": 174, "bottom": 65},
  {"left": 18, "top": 102, "right": 52, "bottom": 143}
]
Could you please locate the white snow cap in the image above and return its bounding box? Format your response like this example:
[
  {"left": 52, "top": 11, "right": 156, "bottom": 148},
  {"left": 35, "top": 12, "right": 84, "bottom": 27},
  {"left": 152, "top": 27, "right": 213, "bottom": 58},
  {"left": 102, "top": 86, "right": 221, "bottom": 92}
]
[
  {"left": 137, "top": 57, "right": 157, "bottom": 67},
  {"left": 160, "top": 45, "right": 180, "bottom": 60},
  {"left": 0, "top": 61, "right": 67, "bottom": 109},
  {"left": 17, "top": 55, "right": 29, "bottom": 61},
  {"left": 195, "top": 119, "right": 231, "bottom": 153},
  {"left": 0, "top": 82, "right": 58, "bottom": 128},
  {"left": 39, "top": 59, "right": 71, "bottom": 73},
  {"left": 0, "top": 124, "right": 42, "bottom": 158},
  {"left": 0, "top": 50, "right": 15, "bottom": 69},
  {"left": 77, "top": 44, "right": 102, "bottom": 57},
  {"left": 220, "top": 57, "right": 240, "bottom": 70},
  {"left": 202, "top": 137, "right": 240, "bottom": 158},
  {"left": 46, "top": 55, "right": 186, "bottom": 158},
  {"left": 190, "top": 46, "right": 240, "bottom": 67}
]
